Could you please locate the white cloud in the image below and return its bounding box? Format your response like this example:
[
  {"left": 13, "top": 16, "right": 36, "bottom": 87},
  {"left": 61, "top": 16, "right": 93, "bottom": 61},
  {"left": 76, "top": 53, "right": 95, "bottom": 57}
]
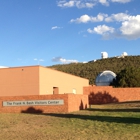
[
  {"left": 52, "top": 57, "right": 78, "bottom": 63},
  {"left": 81, "top": 12, "right": 140, "bottom": 40},
  {"left": 87, "top": 25, "right": 115, "bottom": 35},
  {"left": 70, "top": 13, "right": 107, "bottom": 23},
  {"left": 104, "top": 14, "right": 140, "bottom": 39},
  {"left": 57, "top": 0, "right": 96, "bottom": 8},
  {"left": 85, "top": 3, "right": 95, "bottom": 8},
  {"left": 99, "top": 0, "right": 109, "bottom": 6},
  {"left": 69, "top": 9, "right": 140, "bottom": 40},
  {"left": 105, "top": 14, "right": 140, "bottom": 39},
  {"left": 34, "top": 58, "right": 44, "bottom": 64},
  {"left": 35, "top": 59, "right": 44, "bottom": 62},
  {"left": 51, "top": 26, "right": 62, "bottom": 30},
  {"left": 75, "top": 1, "right": 96, "bottom": 8},
  {"left": 105, "top": 13, "right": 129, "bottom": 22},
  {"left": 71, "top": 13, "right": 130, "bottom": 23},
  {"left": 120, "top": 15, "right": 140, "bottom": 39},
  {"left": 70, "top": 14, "right": 91, "bottom": 23},
  {"left": 57, "top": 0, "right": 132, "bottom": 8},
  {"left": 111, "top": 0, "right": 131, "bottom": 3},
  {"left": 58, "top": 0, "right": 75, "bottom": 7},
  {"left": 39, "top": 59, "right": 44, "bottom": 62}
]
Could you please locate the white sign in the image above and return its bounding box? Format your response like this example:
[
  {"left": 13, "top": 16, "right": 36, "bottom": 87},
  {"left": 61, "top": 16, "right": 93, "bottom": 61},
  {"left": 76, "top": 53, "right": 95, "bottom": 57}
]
[{"left": 3, "top": 100, "right": 64, "bottom": 107}]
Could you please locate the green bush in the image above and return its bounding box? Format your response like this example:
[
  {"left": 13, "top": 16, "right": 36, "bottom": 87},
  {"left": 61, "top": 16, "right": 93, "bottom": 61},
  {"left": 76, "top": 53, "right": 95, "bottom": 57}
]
[
  {"left": 111, "top": 67, "right": 140, "bottom": 87},
  {"left": 49, "top": 56, "right": 140, "bottom": 85}
]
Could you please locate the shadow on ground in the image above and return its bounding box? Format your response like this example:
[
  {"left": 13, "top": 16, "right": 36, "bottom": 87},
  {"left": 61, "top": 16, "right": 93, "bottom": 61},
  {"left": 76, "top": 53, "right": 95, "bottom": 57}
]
[
  {"left": 87, "top": 108, "right": 140, "bottom": 112},
  {"left": 21, "top": 102, "right": 140, "bottom": 125},
  {"left": 21, "top": 107, "right": 43, "bottom": 113},
  {"left": 44, "top": 112, "right": 140, "bottom": 124}
]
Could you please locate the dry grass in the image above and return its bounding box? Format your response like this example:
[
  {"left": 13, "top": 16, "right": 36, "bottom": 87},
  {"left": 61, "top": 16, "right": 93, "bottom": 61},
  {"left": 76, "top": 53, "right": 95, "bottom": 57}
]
[{"left": 0, "top": 101, "right": 140, "bottom": 140}]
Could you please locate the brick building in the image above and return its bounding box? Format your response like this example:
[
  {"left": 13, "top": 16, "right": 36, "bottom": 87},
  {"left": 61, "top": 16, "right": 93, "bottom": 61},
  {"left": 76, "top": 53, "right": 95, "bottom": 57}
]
[{"left": 0, "top": 65, "right": 89, "bottom": 113}]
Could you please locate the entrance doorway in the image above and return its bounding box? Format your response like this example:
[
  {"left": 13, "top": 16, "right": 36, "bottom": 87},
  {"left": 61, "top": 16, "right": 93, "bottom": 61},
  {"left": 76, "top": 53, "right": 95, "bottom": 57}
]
[{"left": 53, "top": 87, "right": 59, "bottom": 94}]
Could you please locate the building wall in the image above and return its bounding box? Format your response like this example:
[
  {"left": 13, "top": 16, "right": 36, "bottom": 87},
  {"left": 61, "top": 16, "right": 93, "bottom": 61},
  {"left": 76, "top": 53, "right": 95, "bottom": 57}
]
[
  {"left": 0, "top": 94, "right": 88, "bottom": 113},
  {"left": 68, "top": 94, "right": 88, "bottom": 112},
  {"left": 0, "top": 66, "right": 39, "bottom": 96},
  {"left": 83, "top": 86, "right": 140, "bottom": 104},
  {"left": 0, "top": 65, "right": 89, "bottom": 97},
  {"left": 39, "top": 66, "right": 89, "bottom": 95}
]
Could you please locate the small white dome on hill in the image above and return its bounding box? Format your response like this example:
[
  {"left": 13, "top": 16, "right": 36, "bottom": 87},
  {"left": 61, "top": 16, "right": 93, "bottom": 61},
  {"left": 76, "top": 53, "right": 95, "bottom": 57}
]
[
  {"left": 122, "top": 52, "right": 128, "bottom": 57},
  {"left": 101, "top": 52, "right": 108, "bottom": 59}
]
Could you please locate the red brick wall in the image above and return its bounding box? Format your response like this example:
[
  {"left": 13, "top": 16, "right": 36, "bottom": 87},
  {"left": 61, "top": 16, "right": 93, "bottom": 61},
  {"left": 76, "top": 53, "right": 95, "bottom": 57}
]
[
  {"left": 83, "top": 86, "right": 140, "bottom": 104},
  {"left": 0, "top": 94, "right": 88, "bottom": 113},
  {"left": 67, "top": 94, "right": 88, "bottom": 112}
]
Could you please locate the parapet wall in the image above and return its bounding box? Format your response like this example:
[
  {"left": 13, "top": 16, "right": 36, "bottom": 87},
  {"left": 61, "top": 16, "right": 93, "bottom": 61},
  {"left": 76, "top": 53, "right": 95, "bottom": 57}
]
[
  {"left": 83, "top": 86, "right": 140, "bottom": 104},
  {"left": 0, "top": 94, "right": 88, "bottom": 113}
]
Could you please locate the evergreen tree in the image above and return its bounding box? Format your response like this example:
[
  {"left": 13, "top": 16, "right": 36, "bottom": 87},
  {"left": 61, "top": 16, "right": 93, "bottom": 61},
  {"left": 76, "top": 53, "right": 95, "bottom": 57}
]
[{"left": 111, "top": 67, "right": 140, "bottom": 87}]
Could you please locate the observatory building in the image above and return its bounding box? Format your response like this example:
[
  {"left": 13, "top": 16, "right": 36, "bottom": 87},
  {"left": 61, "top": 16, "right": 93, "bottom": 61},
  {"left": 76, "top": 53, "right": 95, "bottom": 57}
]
[
  {"left": 101, "top": 52, "right": 108, "bottom": 59},
  {"left": 121, "top": 52, "right": 128, "bottom": 57},
  {"left": 95, "top": 70, "right": 116, "bottom": 86}
]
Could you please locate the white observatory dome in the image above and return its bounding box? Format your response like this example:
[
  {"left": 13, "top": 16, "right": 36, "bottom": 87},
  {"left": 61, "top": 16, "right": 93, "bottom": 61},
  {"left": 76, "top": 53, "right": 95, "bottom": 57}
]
[
  {"left": 101, "top": 52, "right": 108, "bottom": 59},
  {"left": 122, "top": 52, "right": 128, "bottom": 57},
  {"left": 95, "top": 70, "right": 116, "bottom": 86}
]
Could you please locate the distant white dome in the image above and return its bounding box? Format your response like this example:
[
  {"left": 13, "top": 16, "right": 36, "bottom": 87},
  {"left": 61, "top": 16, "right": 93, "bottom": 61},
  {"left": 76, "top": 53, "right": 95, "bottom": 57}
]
[
  {"left": 101, "top": 52, "right": 108, "bottom": 59},
  {"left": 122, "top": 52, "right": 128, "bottom": 56},
  {"left": 95, "top": 70, "right": 116, "bottom": 86}
]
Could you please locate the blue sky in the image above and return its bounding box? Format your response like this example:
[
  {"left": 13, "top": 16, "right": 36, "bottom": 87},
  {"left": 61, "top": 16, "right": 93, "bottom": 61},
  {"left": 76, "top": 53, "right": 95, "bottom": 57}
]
[{"left": 0, "top": 0, "right": 140, "bottom": 67}]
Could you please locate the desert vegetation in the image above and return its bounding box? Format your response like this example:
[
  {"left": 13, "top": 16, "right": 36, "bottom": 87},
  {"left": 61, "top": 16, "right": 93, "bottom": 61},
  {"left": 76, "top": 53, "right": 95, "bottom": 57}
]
[{"left": 49, "top": 55, "right": 140, "bottom": 86}]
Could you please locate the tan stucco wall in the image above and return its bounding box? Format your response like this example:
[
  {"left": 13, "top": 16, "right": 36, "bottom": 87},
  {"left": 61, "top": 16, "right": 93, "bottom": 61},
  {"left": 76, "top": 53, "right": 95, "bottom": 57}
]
[
  {"left": 39, "top": 66, "right": 89, "bottom": 95},
  {"left": 0, "top": 65, "right": 89, "bottom": 96},
  {"left": 0, "top": 66, "right": 39, "bottom": 96}
]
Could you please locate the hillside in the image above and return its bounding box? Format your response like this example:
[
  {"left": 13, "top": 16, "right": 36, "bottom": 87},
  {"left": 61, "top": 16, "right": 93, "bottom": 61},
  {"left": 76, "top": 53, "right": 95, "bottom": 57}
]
[{"left": 48, "top": 56, "right": 140, "bottom": 85}]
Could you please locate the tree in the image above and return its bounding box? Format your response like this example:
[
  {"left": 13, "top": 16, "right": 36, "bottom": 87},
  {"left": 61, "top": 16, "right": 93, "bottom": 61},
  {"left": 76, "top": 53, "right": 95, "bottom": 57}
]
[
  {"left": 111, "top": 67, "right": 140, "bottom": 87},
  {"left": 49, "top": 56, "right": 140, "bottom": 85}
]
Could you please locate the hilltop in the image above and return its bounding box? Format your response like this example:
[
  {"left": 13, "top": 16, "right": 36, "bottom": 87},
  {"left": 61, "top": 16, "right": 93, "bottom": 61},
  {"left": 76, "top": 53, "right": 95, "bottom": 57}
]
[{"left": 48, "top": 56, "right": 140, "bottom": 85}]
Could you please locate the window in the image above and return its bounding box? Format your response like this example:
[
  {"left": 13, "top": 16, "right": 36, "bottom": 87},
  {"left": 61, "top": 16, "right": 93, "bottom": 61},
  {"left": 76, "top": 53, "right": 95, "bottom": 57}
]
[{"left": 72, "top": 89, "right": 76, "bottom": 94}]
